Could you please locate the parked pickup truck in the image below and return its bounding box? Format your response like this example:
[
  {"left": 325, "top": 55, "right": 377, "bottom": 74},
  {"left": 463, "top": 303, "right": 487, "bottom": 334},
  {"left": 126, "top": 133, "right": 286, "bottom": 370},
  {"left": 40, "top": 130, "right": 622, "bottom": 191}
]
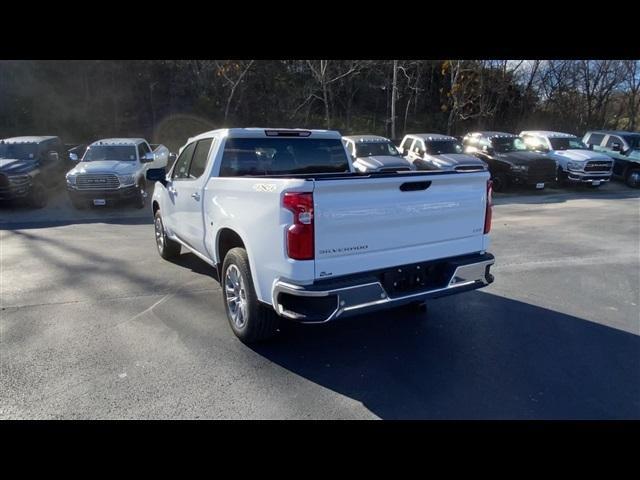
[
  {"left": 582, "top": 130, "right": 640, "bottom": 188},
  {"left": 66, "top": 138, "right": 169, "bottom": 209},
  {"left": 520, "top": 130, "right": 613, "bottom": 187},
  {"left": 0, "top": 136, "right": 72, "bottom": 208},
  {"left": 399, "top": 133, "right": 487, "bottom": 172},
  {"left": 147, "top": 128, "right": 495, "bottom": 343},
  {"left": 462, "top": 131, "right": 557, "bottom": 192},
  {"left": 342, "top": 135, "right": 413, "bottom": 173}
]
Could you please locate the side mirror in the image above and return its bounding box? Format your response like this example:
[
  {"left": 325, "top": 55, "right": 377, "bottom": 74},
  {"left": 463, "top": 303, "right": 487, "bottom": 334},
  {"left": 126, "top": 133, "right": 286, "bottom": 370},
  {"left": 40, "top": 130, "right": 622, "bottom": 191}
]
[
  {"left": 168, "top": 152, "right": 177, "bottom": 165},
  {"left": 141, "top": 152, "right": 155, "bottom": 163},
  {"left": 611, "top": 143, "right": 622, "bottom": 152},
  {"left": 48, "top": 151, "right": 59, "bottom": 162},
  {"left": 69, "top": 152, "right": 79, "bottom": 162},
  {"left": 588, "top": 144, "right": 594, "bottom": 151},
  {"left": 146, "top": 167, "right": 167, "bottom": 186}
]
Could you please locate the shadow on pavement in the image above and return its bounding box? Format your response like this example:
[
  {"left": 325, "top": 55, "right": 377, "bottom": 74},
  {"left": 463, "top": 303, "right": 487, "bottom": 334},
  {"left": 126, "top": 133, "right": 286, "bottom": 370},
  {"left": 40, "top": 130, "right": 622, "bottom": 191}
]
[
  {"left": 493, "top": 181, "right": 640, "bottom": 206},
  {"left": 0, "top": 185, "right": 154, "bottom": 230},
  {"left": 252, "top": 290, "right": 640, "bottom": 419},
  {"left": 170, "top": 252, "right": 219, "bottom": 281}
]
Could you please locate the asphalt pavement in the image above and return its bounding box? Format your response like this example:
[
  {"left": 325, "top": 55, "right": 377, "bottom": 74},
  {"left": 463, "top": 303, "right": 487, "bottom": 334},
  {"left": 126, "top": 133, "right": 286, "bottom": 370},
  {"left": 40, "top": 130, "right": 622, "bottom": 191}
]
[{"left": 1, "top": 182, "right": 638, "bottom": 419}]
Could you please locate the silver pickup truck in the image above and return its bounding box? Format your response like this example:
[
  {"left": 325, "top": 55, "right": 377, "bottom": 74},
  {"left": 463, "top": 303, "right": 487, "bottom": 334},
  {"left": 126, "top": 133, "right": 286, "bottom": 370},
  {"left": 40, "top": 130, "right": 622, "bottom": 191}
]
[
  {"left": 520, "top": 130, "right": 613, "bottom": 187},
  {"left": 342, "top": 135, "right": 413, "bottom": 173},
  {"left": 399, "top": 134, "right": 487, "bottom": 172},
  {"left": 66, "top": 138, "right": 169, "bottom": 209}
]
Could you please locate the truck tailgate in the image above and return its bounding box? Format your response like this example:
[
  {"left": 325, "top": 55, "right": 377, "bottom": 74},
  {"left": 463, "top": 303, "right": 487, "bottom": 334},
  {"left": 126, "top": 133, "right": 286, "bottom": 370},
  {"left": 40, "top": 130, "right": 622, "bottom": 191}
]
[{"left": 312, "top": 172, "right": 489, "bottom": 279}]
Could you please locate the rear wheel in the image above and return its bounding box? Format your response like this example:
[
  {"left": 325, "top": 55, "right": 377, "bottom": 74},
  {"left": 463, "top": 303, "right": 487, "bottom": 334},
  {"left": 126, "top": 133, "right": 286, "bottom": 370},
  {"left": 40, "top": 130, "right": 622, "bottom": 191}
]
[
  {"left": 154, "top": 210, "right": 181, "bottom": 260},
  {"left": 625, "top": 169, "right": 640, "bottom": 188},
  {"left": 28, "top": 182, "right": 47, "bottom": 208},
  {"left": 222, "top": 247, "right": 279, "bottom": 344}
]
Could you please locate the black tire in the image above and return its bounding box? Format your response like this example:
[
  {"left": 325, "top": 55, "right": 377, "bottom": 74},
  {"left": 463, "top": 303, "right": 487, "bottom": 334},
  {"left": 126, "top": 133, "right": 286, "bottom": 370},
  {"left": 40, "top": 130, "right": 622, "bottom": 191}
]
[
  {"left": 154, "top": 210, "right": 181, "bottom": 260},
  {"left": 134, "top": 180, "right": 147, "bottom": 209},
  {"left": 222, "top": 247, "right": 279, "bottom": 344},
  {"left": 491, "top": 172, "right": 509, "bottom": 192},
  {"left": 28, "top": 182, "right": 47, "bottom": 208},
  {"left": 625, "top": 169, "right": 640, "bottom": 188},
  {"left": 556, "top": 167, "right": 568, "bottom": 187}
]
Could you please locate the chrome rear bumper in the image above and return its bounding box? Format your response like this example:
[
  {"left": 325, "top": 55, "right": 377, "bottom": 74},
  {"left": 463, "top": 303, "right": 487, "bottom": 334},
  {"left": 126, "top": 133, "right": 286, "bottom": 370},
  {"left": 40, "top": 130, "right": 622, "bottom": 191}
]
[{"left": 272, "top": 253, "right": 495, "bottom": 323}]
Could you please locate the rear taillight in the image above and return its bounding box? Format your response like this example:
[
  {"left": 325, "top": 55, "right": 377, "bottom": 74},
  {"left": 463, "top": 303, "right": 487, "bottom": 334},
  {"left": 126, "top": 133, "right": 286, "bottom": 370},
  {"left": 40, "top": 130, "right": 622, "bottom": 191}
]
[
  {"left": 484, "top": 179, "right": 493, "bottom": 234},
  {"left": 283, "top": 192, "right": 314, "bottom": 260}
]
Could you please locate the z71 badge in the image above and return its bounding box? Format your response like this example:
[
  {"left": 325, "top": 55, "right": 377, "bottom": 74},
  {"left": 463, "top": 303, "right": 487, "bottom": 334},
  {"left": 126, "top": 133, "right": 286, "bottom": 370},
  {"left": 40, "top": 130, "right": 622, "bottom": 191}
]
[{"left": 252, "top": 183, "right": 277, "bottom": 192}]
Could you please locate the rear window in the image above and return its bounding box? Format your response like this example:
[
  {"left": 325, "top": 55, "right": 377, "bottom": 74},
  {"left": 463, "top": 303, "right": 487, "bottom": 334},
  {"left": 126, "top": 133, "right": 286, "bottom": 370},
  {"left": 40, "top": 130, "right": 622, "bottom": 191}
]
[{"left": 219, "top": 138, "right": 350, "bottom": 177}]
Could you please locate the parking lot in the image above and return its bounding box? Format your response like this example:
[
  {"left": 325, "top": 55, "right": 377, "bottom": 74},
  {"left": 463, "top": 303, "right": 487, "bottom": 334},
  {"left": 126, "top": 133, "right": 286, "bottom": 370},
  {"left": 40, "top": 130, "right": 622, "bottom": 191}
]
[{"left": 1, "top": 182, "right": 639, "bottom": 419}]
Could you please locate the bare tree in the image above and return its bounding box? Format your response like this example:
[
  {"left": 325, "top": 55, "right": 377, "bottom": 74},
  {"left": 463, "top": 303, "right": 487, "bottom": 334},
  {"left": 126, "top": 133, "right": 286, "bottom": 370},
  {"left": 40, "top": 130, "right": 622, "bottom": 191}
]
[
  {"left": 306, "top": 60, "right": 362, "bottom": 129},
  {"left": 622, "top": 60, "right": 640, "bottom": 130},
  {"left": 216, "top": 60, "right": 255, "bottom": 124}
]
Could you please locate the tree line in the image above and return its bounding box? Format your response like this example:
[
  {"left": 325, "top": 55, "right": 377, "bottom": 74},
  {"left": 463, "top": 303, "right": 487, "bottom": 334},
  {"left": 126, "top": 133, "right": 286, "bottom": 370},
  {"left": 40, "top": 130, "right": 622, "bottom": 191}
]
[{"left": 0, "top": 60, "right": 638, "bottom": 151}]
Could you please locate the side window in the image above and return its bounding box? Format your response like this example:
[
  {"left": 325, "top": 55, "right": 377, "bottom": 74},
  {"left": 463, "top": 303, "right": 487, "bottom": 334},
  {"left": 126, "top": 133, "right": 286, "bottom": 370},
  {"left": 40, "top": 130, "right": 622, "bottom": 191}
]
[
  {"left": 189, "top": 138, "right": 213, "bottom": 179},
  {"left": 401, "top": 137, "right": 414, "bottom": 154},
  {"left": 587, "top": 133, "right": 605, "bottom": 146},
  {"left": 605, "top": 135, "right": 621, "bottom": 148},
  {"left": 413, "top": 140, "right": 425, "bottom": 156},
  {"left": 137, "top": 142, "right": 151, "bottom": 159},
  {"left": 171, "top": 142, "right": 197, "bottom": 180}
]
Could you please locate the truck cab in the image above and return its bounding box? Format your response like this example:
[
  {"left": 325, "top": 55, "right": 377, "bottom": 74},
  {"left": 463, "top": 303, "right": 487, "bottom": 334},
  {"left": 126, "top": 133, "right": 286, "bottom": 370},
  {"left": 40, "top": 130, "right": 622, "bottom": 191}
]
[
  {"left": 520, "top": 130, "right": 613, "bottom": 187},
  {"left": 342, "top": 135, "right": 413, "bottom": 173},
  {"left": 0, "top": 136, "right": 68, "bottom": 208},
  {"left": 65, "top": 138, "right": 169, "bottom": 209},
  {"left": 462, "top": 131, "right": 557, "bottom": 192},
  {"left": 582, "top": 130, "right": 640, "bottom": 188},
  {"left": 399, "top": 133, "right": 487, "bottom": 172}
]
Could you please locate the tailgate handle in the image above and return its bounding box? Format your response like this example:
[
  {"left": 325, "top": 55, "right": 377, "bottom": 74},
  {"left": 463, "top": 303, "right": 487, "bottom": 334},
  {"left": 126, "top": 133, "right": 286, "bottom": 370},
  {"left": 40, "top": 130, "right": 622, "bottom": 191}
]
[{"left": 400, "top": 181, "right": 432, "bottom": 192}]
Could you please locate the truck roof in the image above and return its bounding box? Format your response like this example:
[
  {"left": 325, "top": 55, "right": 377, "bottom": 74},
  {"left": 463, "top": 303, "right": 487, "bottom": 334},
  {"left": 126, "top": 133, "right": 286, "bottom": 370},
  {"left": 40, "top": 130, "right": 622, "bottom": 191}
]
[
  {"left": 190, "top": 128, "right": 342, "bottom": 143},
  {"left": 520, "top": 130, "right": 576, "bottom": 139},
  {"left": 90, "top": 138, "right": 147, "bottom": 147},
  {"left": 406, "top": 133, "right": 458, "bottom": 142},
  {"left": 1, "top": 136, "right": 59, "bottom": 144},
  {"left": 466, "top": 131, "right": 517, "bottom": 139},
  {"left": 585, "top": 130, "right": 640, "bottom": 137},
  {"left": 342, "top": 135, "right": 391, "bottom": 143}
]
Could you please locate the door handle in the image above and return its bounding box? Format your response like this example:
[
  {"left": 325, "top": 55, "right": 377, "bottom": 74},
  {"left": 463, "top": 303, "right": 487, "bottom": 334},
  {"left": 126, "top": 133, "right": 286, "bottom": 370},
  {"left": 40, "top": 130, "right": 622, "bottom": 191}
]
[{"left": 191, "top": 192, "right": 200, "bottom": 200}]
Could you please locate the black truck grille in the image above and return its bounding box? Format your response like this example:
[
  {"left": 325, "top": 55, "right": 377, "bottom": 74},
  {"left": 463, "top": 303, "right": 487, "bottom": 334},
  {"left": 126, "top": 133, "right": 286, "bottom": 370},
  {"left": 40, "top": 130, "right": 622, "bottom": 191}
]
[
  {"left": 75, "top": 174, "right": 120, "bottom": 190},
  {"left": 584, "top": 161, "right": 612, "bottom": 172}
]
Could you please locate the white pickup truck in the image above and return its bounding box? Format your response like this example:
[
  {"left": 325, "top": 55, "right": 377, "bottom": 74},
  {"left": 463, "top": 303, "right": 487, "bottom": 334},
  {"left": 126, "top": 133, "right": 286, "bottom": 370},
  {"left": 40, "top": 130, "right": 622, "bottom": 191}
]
[
  {"left": 148, "top": 128, "right": 495, "bottom": 343},
  {"left": 520, "top": 130, "right": 613, "bottom": 187},
  {"left": 66, "top": 138, "right": 169, "bottom": 209}
]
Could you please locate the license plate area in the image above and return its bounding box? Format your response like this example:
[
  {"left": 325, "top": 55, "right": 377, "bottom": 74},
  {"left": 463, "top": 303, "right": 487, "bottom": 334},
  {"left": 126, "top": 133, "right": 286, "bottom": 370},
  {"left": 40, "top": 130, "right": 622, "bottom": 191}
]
[
  {"left": 535, "top": 182, "right": 545, "bottom": 189},
  {"left": 93, "top": 199, "right": 106, "bottom": 206},
  {"left": 381, "top": 262, "right": 449, "bottom": 297},
  {"left": 592, "top": 180, "right": 601, "bottom": 186}
]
